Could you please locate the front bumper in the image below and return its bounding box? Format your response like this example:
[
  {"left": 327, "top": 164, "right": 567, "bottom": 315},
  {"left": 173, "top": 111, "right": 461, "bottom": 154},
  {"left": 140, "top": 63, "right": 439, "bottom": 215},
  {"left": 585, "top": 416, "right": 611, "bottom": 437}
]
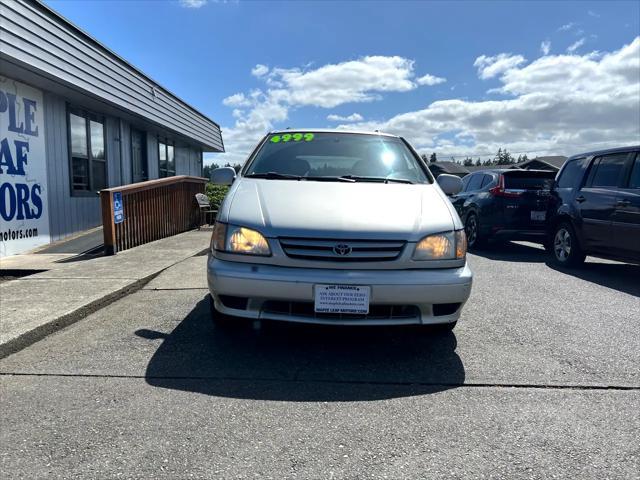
[{"left": 207, "top": 256, "right": 473, "bottom": 325}]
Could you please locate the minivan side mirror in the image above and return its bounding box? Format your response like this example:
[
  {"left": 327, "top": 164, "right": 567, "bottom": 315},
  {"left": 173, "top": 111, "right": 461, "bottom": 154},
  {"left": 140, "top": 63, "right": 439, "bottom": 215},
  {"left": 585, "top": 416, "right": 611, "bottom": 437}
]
[
  {"left": 437, "top": 174, "right": 463, "bottom": 196},
  {"left": 210, "top": 167, "right": 236, "bottom": 186}
]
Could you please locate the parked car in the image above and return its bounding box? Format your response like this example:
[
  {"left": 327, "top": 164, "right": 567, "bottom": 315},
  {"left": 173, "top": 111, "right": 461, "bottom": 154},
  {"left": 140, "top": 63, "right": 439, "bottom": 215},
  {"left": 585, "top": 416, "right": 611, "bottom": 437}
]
[
  {"left": 450, "top": 169, "right": 556, "bottom": 248},
  {"left": 547, "top": 145, "right": 640, "bottom": 266},
  {"left": 208, "top": 129, "right": 472, "bottom": 330}
]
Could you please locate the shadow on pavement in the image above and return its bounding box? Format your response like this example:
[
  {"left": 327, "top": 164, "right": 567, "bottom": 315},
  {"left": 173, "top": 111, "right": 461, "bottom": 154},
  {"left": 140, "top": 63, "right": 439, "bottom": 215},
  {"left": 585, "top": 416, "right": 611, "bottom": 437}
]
[
  {"left": 546, "top": 261, "right": 640, "bottom": 298},
  {"left": 136, "top": 296, "right": 465, "bottom": 402},
  {"left": 470, "top": 241, "right": 547, "bottom": 263},
  {"left": 473, "top": 242, "right": 639, "bottom": 297}
]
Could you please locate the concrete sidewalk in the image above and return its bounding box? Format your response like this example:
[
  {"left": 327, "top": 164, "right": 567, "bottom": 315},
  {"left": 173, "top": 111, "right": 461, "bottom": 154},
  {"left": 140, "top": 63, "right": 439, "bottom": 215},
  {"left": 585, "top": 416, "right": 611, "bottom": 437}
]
[{"left": 0, "top": 230, "right": 210, "bottom": 358}]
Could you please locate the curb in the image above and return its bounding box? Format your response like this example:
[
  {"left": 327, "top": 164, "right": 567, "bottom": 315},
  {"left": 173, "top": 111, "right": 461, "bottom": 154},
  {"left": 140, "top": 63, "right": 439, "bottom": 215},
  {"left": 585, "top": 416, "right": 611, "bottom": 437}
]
[
  {"left": 0, "top": 244, "right": 209, "bottom": 359},
  {"left": 0, "top": 272, "right": 161, "bottom": 360},
  {"left": 0, "top": 246, "right": 210, "bottom": 359}
]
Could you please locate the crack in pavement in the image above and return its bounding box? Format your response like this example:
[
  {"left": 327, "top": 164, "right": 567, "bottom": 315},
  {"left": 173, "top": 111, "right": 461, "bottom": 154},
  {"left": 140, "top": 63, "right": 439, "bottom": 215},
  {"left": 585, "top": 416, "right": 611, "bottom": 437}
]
[{"left": 1, "top": 372, "right": 638, "bottom": 391}]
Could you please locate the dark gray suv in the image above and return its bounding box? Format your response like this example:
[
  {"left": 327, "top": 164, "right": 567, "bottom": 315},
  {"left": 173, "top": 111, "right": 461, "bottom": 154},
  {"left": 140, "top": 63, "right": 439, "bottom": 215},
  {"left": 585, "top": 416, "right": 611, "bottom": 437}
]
[{"left": 547, "top": 146, "right": 640, "bottom": 266}]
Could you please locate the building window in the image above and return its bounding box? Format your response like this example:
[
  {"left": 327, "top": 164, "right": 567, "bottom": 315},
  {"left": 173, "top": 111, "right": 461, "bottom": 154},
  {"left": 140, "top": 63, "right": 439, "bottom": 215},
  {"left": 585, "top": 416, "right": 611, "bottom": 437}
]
[
  {"left": 131, "top": 129, "right": 148, "bottom": 183},
  {"left": 158, "top": 140, "right": 175, "bottom": 178},
  {"left": 68, "top": 108, "right": 106, "bottom": 194}
]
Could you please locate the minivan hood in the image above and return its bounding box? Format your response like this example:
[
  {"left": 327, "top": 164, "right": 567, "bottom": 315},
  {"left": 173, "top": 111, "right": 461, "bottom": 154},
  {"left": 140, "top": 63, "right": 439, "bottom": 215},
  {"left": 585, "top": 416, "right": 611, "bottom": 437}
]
[{"left": 223, "top": 179, "right": 456, "bottom": 241}]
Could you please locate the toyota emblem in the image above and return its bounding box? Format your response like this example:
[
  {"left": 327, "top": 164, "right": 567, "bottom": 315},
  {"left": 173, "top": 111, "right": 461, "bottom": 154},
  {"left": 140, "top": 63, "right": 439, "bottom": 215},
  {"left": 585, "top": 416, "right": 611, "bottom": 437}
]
[{"left": 333, "top": 243, "right": 352, "bottom": 256}]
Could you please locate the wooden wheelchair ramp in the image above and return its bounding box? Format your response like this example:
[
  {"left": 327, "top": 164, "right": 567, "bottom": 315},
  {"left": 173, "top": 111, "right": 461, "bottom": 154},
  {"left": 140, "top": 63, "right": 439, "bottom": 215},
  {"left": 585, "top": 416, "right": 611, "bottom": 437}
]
[{"left": 100, "top": 176, "right": 207, "bottom": 255}]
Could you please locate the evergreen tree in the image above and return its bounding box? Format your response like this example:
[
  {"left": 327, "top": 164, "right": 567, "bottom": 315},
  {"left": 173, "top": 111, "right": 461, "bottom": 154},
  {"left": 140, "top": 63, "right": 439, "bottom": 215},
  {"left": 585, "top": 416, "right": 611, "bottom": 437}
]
[
  {"left": 504, "top": 149, "right": 514, "bottom": 164},
  {"left": 495, "top": 148, "right": 503, "bottom": 165},
  {"left": 463, "top": 157, "right": 474, "bottom": 166},
  {"left": 475, "top": 158, "right": 482, "bottom": 166},
  {"left": 430, "top": 152, "right": 437, "bottom": 163},
  {"left": 224, "top": 162, "right": 242, "bottom": 173},
  {"left": 494, "top": 148, "right": 515, "bottom": 165}
]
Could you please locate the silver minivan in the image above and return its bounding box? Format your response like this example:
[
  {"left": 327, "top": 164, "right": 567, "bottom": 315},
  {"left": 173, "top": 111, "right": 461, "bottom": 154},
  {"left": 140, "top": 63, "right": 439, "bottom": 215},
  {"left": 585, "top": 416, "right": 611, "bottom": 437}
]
[{"left": 208, "top": 130, "right": 472, "bottom": 330}]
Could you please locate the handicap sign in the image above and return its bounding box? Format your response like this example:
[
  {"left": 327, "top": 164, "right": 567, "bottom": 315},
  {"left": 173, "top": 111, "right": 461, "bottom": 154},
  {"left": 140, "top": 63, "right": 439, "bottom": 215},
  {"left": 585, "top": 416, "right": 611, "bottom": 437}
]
[{"left": 113, "top": 192, "right": 124, "bottom": 224}]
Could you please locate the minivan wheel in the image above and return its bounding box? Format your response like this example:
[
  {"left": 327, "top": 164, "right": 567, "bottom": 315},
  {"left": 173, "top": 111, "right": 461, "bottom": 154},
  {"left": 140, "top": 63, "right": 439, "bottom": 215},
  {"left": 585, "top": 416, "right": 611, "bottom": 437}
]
[
  {"left": 551, "top": 222, "right": 586, "bottom": 267},
  {"left": 465, "top": 213, "right": 484, "bottom": 248}
]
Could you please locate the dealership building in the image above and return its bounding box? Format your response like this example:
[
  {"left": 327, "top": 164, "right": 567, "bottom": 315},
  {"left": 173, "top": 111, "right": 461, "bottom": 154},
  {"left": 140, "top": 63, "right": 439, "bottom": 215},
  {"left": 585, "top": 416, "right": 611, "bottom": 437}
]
[{"left": 0, "top": 0, "right": 224, "bottom": 257}]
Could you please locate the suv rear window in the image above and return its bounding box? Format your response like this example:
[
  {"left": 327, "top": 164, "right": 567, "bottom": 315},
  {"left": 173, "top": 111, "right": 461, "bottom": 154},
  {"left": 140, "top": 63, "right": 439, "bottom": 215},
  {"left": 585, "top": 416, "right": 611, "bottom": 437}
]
[
  {"left": 557, "top": 158, "right": 587, "bottom": 188},
  {"left": 503, "top": 172, "right": 555, "bottom": 190},
  {"left": 626, "top": 153, "right": 640, "bottom": 189},
  {"left": 586, "top": 153, "right": 628, "bottom": 188}
]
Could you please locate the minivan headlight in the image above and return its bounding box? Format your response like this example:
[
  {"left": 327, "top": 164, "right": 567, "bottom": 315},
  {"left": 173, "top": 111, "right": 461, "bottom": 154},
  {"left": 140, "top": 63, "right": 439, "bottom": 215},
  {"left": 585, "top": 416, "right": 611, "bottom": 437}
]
[
  {"left": 413, "top": 230, "right": 466, "bottom": 260},
  {"left": 211, "top": 223, "right": 271, "bottom": 256}
]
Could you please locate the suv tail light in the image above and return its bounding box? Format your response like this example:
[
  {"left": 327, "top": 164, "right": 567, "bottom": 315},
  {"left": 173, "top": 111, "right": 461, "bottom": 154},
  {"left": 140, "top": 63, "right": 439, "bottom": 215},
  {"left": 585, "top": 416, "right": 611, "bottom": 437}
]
[{"left": 489, "top": 175, "right": 523, "bottom": 198}]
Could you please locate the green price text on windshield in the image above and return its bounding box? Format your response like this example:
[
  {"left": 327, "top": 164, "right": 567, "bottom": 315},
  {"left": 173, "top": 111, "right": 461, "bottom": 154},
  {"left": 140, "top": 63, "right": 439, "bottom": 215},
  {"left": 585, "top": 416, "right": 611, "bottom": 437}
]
[{"left": 270, "top": 132, "right": 314, "bottom": 143}]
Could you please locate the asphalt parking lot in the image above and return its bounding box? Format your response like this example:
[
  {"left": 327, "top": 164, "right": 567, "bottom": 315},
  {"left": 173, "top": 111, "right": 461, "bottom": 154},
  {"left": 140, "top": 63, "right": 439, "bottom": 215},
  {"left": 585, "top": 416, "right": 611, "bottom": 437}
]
[{"left": 1, "top": 242, "right": 639, "bottom": 479}]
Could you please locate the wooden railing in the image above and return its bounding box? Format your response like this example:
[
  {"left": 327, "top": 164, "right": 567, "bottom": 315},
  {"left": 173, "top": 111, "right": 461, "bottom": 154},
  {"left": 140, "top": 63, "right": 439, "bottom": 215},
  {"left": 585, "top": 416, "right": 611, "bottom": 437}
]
[{"left": 100, "top": 176, "right": 208, "bottom": 255}]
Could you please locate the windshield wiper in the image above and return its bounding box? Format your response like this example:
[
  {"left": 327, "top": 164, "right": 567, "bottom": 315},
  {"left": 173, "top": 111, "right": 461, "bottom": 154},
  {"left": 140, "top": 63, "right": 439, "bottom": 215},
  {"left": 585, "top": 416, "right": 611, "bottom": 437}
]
[
  {"left": 245, "top": 173, "right": 355, "bottom": 182},
  {"left": 339, "top": 175, "right": 414, "bottom": 184},
  {"left": 245, "top": 172, "right": 411, "bottom": 184},
  {"left": 245, "top": 172, "right": 302, "bottom": 180},
  {"left": 301, "top": 176, "right": 355, "bottom": 183}
]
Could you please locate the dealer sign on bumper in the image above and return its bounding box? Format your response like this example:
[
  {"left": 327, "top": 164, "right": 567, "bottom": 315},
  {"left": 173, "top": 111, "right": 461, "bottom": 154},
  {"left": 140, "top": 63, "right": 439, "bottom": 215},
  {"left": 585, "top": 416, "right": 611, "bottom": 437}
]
[{"left": 314, "top": 285, "right": 371, "bottom": 314}]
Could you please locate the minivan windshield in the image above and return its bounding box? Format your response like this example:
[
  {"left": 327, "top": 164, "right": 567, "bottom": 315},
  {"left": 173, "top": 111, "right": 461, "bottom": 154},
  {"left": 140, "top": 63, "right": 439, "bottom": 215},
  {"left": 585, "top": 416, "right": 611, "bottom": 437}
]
[{"left": 245, "top": 132, "right": 430, "bottom": 184}]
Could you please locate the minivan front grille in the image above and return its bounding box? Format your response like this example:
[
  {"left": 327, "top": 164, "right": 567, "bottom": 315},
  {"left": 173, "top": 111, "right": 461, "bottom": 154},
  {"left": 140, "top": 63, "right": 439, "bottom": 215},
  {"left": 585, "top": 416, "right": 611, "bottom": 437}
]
[
  {"left": 262, "top": 301, "right": 419, "bottom": 320},
  {"left": 279, "top": 238, "right": 405, "bottom": 262}
]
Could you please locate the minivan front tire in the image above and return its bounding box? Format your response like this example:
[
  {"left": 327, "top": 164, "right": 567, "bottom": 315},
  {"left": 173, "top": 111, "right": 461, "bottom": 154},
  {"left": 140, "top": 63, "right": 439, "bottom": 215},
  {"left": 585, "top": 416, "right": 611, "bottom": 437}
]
[{"left": 551, "top": 222, "right": 586, "bottom": 267}]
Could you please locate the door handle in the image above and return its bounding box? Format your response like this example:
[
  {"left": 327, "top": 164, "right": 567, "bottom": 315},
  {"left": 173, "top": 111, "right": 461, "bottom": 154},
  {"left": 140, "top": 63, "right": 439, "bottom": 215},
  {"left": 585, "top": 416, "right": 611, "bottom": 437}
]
[
  {"left": 617, "top": 199, "right": 631, "bottom": 207},
  {"left": 575, "top": 195, "right": 586, "bottom": 203}
]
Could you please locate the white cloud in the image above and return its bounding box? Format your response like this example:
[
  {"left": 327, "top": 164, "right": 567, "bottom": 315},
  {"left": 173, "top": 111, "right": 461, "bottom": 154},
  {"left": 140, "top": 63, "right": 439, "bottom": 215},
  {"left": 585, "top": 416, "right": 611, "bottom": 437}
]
[
  {"left": 344, "top": 37, "right": 640, "bottom": 159},
  {"left": 474, "top": 53, "right": 526, "bottom": 79},
  {"left": 218, "top": 38, "right": 640, "bottom": 164},
  {"left": 219, "top": 56, "right": 444, "bottom": 163},
  {"left": 416, "top": 73, "right": 446, "bottom": 86},
  {"left": 179, "top": 0, "right": 207, "bottom": 8},
  {"left": 268, "top": 56, "right": 417, "bottom": 108},
  {"left": 540, "top": 40, "right": 551, "bottom": 56},
  {"left": 222, "top": 93, "right": 251, "bottom": 107},
  {"left": 251, "top": 64, "right": 269, "bottom": 77},
  {"left": 327, "top": 113, "right": 364, "bottom": 122},
  {"left": 558, "top": 22, "right": 576, "bottom": 32},
  {"left": 588, "top": 10, "right": 600, "bottom": 18},
  {"left": 567, "top": 38, "right": 586, "bottom": 53}
]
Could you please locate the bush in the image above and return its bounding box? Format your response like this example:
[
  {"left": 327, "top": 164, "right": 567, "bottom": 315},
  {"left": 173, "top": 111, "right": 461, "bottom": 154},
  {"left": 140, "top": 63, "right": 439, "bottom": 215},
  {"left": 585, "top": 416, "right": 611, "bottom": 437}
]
[{"left": 205, "top": 183, "right": 229, "bottom": 208}]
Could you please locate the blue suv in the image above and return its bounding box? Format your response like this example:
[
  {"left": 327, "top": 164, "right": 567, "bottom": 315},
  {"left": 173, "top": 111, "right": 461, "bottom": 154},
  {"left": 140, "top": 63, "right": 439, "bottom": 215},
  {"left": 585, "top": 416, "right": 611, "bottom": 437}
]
[{"left": 547, "top": 146, "right": 640, "bottom": 266}]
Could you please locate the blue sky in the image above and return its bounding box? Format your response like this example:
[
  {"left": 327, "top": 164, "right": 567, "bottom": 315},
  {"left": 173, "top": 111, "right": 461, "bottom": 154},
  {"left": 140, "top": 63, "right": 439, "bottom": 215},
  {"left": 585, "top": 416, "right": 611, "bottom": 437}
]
[{"left": 46, "top": 0, "right": 640, "bottom": 165}]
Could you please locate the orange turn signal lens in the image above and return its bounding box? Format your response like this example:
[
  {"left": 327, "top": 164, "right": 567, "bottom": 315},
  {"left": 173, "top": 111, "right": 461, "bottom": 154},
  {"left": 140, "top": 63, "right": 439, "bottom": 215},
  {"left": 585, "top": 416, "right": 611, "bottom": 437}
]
[{"left": 455, "top": 229, "right": 467, "bottom": 259}]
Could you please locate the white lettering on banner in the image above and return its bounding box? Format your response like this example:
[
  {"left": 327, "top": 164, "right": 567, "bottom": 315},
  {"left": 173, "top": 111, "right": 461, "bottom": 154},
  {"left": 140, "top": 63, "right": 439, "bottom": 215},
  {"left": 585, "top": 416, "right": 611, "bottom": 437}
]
[{"left": 0, "top": 76, "right": 50, "bottom": 257}]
